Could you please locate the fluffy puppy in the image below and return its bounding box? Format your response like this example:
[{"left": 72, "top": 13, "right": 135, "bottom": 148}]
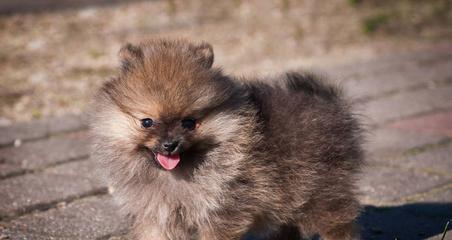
[{"left": 89, "top": 39, "right": 364, "bottom": 240}]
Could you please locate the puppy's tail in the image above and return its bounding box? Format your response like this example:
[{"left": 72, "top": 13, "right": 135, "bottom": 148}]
[{"left": 285, "top": 71, "right": 341, "bottom": 101}]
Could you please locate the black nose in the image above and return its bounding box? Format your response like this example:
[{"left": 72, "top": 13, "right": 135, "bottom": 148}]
[{"left": 162, "top": 140, "right": 179, "bottom": 153}]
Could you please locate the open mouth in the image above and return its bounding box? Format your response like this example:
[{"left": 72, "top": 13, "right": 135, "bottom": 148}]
[{"left": 153, "top": 152, "right": 181, "bottom": 170}]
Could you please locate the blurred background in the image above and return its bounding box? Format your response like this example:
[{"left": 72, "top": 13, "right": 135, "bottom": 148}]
[{"left": 0, "top": 0, "right": 451, "bottom": 124}]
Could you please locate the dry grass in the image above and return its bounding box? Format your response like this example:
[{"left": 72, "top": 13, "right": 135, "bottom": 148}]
[{"left": 350, "top": 0, "right": 452, "bottom": 36}]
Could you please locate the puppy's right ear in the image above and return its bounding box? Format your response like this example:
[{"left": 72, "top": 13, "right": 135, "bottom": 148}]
[
  {"left": 193, "top": 42, "right": 214, "bottom": 69},
  {"left": 119, "top": 43, "right": 143, "bottom": 72}
]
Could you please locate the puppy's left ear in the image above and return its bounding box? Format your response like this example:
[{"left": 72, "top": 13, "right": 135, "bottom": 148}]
[
  {"left": 118, "top": 43, "right": 143, "bottom": 72},
  {"left": 193, "top": 42, "right": 214, "bottom": 69}
]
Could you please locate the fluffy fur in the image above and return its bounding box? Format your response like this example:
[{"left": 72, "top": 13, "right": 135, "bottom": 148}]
[{"left": 89, "top": 39, "right": 364, "bottom": 240}]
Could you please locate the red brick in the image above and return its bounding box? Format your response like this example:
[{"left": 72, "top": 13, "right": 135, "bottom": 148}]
[{"left": 387, "top": 109, "right": 452, "bottom": 137}]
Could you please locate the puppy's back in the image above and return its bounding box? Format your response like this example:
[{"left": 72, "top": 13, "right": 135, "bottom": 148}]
[{"left": 247, "top": 72, "right": 363, "bottom": 170}]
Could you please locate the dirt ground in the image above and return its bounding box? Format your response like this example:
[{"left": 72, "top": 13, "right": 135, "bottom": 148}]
[{"left": 0, "top": 0, "right": 450, "bottom": 124}]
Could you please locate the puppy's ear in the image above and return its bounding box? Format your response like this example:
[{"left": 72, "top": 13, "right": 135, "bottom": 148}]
[
  {"left": 193, "top": 42, "right": 214, "bottom": 69},
  {"left": 118, "top": 43, "right": 143, "bottom": 72}
]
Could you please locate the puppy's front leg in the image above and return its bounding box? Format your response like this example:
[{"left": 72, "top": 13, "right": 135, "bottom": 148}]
[
  {"left": 135, "top": 224, "right": 193, "bottom": 240},
  {"left": 198, "top": 226, "right": 245, "bottom": 240},
  {"left": 198, "top": 216, "right": 253, "bottom": 240},
  {"left": 133, "top": 224, "right": 167, "bottom": 240},
  {"left": 321, "top": 222, "right": 361, "bottom": 240}
]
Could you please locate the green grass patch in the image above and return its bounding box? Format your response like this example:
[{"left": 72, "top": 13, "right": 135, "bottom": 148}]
[
  {"left": 441, "top": 220, "right": 450, "bottom": 240},
  {"left": 348, "top": 0, "right": 362, "bottom": 7},
  {"left": 362, "top": 13, "right": 390, "bottom": 34}
]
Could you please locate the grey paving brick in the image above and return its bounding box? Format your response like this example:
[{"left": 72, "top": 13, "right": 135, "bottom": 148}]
[
  {"left": 0, "top": 195, "right": 128, "bottom": 240},
  {"left": 358, "top": 164, "right": 450, "bottom": 205},
  {"left": 0, "top": 160, "right": 106, "bottom": 219},
  {"left": 366, "top": 127, "right": 446, "bottom": 158},
  {"left": 0, "top": 131, "right": 89, "bottom": 178},
  {"left": 388, "top": 145, "right": 452, "bottom": 177},
  {"left": 0, "top": 114, "right": 87, "bottom": 147},
  {"left": 424, "top": 189, "right": 452, "bottom": 204},
  {"left": 402, "top": 182, "right": 452, "bottom": 204},
  {"left": 363, "top": 84, "right": 452, "bottom": 125},
  {"left": 342, "top": 58, "right": 452, "bottom": 101},
  {"left": 46, "top": 114, "right": 88, "bottom": 135},
  {"left": 323, "top": 44, "right": 452, "bottom": 80},
  {"left": 0, "top": 165, "right": 18, "bottom": 179}
]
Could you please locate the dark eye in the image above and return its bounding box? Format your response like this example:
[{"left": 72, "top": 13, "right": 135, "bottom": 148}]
[
  {"left": 181, "top": 118, "right": 196, "bottom": 130},
  {"left": 141, "top": 118, "right": 153, "bottom": 128}
]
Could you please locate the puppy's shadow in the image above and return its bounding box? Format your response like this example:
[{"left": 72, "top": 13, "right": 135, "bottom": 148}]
[
  {"left": 246, "top": 202, "right": 452, "bottom": 240},
  {"left": 358, "top": 203, "right": 451, "bottom": 240}
]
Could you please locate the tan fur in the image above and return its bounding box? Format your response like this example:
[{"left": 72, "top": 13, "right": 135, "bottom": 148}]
[{"left": 89, "top": 39, "right": 364, "bottom": 240}]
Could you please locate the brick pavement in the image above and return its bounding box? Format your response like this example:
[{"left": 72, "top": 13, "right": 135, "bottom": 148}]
[{"left": 1, "top": 45, "right": 451, "bottom": 239}]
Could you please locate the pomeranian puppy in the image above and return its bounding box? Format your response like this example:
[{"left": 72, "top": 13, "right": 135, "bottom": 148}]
[{"left": 89, "top": 39, "right": 364, "bottom": 240}]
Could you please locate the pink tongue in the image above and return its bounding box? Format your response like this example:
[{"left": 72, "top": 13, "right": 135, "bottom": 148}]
[{"left": 156, "top": 153, "right": 180, "bottom": 170}]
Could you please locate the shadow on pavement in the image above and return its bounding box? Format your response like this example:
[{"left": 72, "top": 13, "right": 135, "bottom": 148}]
[
  {"left": 359, "top": 203, "right": 452, "bottom": 240},
  {"left": 246, "top": 203, "right": 452, "bottom": 240}
]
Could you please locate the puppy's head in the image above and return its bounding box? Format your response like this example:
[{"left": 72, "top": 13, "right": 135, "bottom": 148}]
[{"left": 91, "top": 39, "right": 252, "bottom": 174}]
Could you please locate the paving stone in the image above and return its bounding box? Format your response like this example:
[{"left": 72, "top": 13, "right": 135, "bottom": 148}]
[
  {"left": 366, "top": 127, "right": 446, "bottom": 158},
  {"left": 396, "top": 180, "right": 452, "bottom": 203},
  {"left": 341, "top": 56, "right": 452, "bottom": 101},
  {"left": 241, "top": 44, "right": 452, "bottom": 92},
  {"left": 358, "top": 164, "right": 449, "bottom": 205},
  {"left": 323, "top": 44, "right": 452, "bottom": 79},
  {"left": 426, "top": 189, "right": 452, "bottom": 206},
  {"left": 0, "top": 195, "right": 129, "bottom": 240},
  {"left": 0, "top": 131, "right": 89, "bottom": 178},
  {"left": 46, "top": 114, "right": 88, "bottom": 135},
  {"left": 0, "top": 165, "right": 19, "bottom": 179},
  {"left": 388, "top": 109, "right": 452, "bottom": 137},
  {"left": 0, "top": 160, "right": 106, "bottom": 219},
  {"left": 388, "top": 145, "right": 452, "bottom": 177},
  {"left": 363, "top": 84, "right": 452, "bottom": 125},
  {"left": 0, "top": 114, "right": 87, "bottom": 147},
  {"left": 427, "top": 192, "right": 452, "bottom": 206}
]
